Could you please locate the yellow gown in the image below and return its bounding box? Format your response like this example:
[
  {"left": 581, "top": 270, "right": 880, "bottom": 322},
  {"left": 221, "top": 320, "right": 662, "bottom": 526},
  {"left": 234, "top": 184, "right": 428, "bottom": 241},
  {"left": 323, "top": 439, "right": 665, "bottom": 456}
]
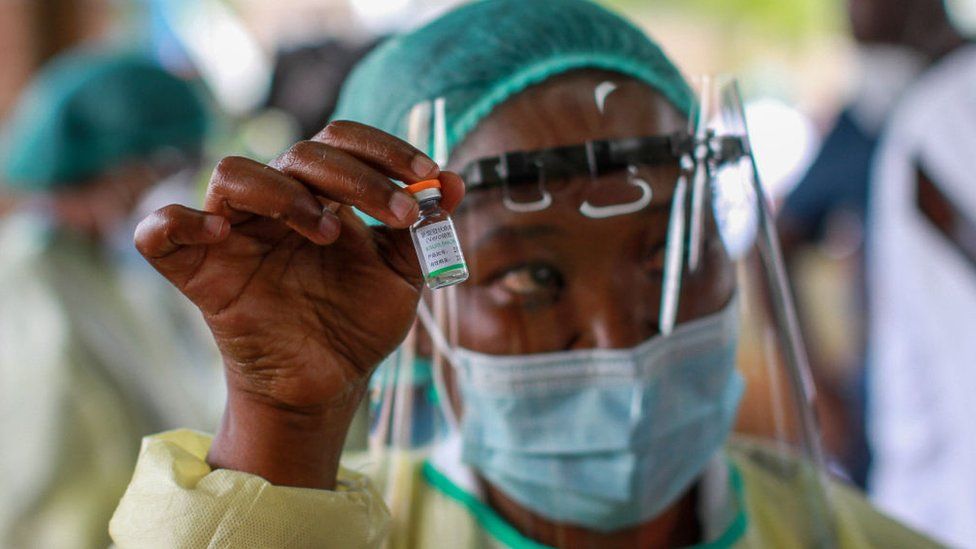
[{"left": 110, "top": 429, "right": 940, "bottom": 548}]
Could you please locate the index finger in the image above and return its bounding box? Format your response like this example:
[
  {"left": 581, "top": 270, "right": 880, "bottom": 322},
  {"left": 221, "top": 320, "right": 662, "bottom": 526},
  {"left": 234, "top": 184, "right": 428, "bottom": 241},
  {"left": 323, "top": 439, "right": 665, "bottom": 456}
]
[
  {"left": 438, "top": 171, "right": 465, "bottom": 213},
  {"left": 314, "top": 120, "right": 440, "bottom": 184}
]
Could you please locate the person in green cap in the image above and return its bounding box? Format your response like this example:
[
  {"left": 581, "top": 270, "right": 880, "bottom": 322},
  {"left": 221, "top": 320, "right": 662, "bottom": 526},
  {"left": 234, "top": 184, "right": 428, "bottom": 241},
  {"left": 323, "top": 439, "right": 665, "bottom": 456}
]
[
  {"left": 0, "top": 49, "right": 223, "bottom": 549},
  {"left": 109, "top": 1, "right": 938, "bottom": 547}
]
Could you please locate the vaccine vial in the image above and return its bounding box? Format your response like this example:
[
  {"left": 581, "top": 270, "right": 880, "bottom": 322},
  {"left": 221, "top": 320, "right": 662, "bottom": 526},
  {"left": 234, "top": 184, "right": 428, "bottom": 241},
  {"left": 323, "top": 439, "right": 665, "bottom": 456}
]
[{"left": 407, "top": 179, "right": 468, "bottom": 289}]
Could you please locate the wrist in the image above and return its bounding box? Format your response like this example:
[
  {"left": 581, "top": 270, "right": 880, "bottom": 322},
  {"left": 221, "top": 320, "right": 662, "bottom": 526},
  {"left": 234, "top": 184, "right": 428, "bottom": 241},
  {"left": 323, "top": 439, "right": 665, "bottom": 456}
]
[{"left": 207, "top": 387, "right": 365, "bottom": 490}]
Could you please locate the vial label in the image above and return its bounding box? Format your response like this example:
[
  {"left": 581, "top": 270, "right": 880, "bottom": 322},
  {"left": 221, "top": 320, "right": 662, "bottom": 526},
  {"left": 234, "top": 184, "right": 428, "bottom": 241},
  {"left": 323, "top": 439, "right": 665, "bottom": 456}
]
[{"left": 415, "top": 220, "right": 465, "bottom": 278}]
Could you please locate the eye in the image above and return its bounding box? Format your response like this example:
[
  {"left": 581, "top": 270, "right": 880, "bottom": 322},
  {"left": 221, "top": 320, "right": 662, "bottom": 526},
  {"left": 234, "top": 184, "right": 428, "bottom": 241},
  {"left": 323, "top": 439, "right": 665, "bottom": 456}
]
[{"left": 495, "top": 263, "right": 564, "bottom": 299}]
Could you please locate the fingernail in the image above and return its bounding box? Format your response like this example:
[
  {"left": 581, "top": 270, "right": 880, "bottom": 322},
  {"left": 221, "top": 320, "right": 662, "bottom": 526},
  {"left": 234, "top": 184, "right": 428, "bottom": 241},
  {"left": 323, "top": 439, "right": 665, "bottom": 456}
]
[
  {"left": 411, "top": 155, "right": 438, "bottom": 178},
  {"left": 319, "top": 213, "right": 341, "bottom": 237},
  {"left": 204, "top": 215, "right": 226, "bottom": 238},
  {"left": 389, "top": 192, "right": 418, "bottom": 222}
]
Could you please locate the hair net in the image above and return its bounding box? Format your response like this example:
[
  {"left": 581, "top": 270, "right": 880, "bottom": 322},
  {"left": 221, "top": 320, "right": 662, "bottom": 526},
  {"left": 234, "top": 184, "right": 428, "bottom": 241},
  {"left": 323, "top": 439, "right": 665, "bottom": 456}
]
[
  {"left": 332, "top": 0, "right": 693, "bottom": 154},
  {"left": 0, "top": 50, "right": 210, "bottom": 191}
]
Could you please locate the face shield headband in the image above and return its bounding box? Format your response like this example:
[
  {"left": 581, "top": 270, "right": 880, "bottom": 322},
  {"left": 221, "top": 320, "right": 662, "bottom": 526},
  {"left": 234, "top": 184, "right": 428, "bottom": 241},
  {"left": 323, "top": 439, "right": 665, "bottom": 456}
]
[
  {"left": 459, "top": 130, "right": 750, "bottom": 335},
  {"left": 459, "top": 131, "right": 747, "bottom": 209}
]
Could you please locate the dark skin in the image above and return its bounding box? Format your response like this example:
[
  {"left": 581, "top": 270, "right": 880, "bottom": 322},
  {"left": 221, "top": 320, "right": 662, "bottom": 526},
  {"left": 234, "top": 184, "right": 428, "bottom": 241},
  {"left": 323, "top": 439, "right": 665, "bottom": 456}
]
[
  {"left": 847, "top": 0, "right": 964, "bottom": 60},
  {"left": 135, "top": 70, "right": 734, "bottom": 548},
  {"left": 135, "top": 120, "right": 463, "bottom": 490},
  {"left": 444, "top": 73, "right": 734, "bottom": 548}
]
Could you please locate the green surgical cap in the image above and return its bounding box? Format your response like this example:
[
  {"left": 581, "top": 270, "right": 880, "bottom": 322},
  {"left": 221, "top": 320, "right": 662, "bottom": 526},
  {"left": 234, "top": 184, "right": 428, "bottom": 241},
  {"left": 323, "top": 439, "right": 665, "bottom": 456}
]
[
  {"left": 0, "top": 50, "right": 210, "bottom": 191},
  {"left": 332, "top": 0, "right": 692, "bottom": 157}
]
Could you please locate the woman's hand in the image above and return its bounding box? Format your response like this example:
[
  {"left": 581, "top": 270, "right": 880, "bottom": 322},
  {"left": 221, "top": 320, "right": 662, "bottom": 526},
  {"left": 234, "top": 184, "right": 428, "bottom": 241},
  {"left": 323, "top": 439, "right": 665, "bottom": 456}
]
[{"left": 134, "top": 121, "right": 464, "bottom": 489}]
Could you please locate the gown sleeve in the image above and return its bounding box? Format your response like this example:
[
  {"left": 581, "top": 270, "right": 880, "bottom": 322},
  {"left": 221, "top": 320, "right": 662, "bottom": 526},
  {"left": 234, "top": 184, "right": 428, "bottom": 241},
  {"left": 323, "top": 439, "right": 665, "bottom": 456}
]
[{"left": 110, "top": 429, "right": 391, "bottom": 548}]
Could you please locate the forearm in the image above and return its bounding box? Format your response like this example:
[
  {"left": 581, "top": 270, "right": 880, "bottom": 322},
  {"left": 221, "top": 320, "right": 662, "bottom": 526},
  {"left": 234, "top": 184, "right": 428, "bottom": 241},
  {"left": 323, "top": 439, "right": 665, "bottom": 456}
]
[{"left": 207, "top": 387, "right": 366, "bottom": 490}]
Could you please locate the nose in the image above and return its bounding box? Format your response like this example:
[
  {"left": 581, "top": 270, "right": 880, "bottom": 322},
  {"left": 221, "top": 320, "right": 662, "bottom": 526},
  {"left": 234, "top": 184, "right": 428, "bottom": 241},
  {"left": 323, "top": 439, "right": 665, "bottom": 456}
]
[{"left": 568, "top": 277, "right": 657, "bottom": 350}]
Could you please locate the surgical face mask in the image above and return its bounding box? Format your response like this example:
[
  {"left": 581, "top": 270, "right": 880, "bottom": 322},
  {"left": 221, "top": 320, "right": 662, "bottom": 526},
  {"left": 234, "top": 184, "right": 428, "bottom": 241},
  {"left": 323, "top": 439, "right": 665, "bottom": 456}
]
[{"left": 450, "top": 298, "right": 743, "bottom": 532}]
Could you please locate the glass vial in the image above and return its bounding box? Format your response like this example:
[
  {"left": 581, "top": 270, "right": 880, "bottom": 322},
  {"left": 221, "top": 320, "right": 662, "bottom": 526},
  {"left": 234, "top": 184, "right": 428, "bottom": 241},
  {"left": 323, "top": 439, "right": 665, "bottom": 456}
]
[{"left": 407, "top": 180, "right": 468, "bottom": 289}]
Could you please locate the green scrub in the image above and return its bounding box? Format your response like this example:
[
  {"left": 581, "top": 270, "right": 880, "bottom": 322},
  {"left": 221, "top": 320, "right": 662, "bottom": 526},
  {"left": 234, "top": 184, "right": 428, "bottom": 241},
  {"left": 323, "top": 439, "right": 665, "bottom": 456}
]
[{"left": 0, "top": 50, "right": 209, "bottom": 190}]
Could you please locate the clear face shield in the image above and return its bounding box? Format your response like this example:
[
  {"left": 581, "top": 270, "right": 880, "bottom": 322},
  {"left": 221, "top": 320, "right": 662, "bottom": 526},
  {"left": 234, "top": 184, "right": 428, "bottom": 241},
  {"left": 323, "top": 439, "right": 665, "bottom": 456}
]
[{"left": 363, "top": 75, "right": 837, "bottom": 547}]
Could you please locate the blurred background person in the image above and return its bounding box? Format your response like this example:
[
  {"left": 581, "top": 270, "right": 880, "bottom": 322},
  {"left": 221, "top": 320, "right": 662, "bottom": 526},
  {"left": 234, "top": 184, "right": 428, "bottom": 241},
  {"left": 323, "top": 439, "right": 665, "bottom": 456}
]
[
  {"left": 776, "top": 0, "right": 966, "bottom": 487},
  {"left": 0, "top": 49, "right": 223, "bottom": 548},
  {"left": 867, "top": 31, "right": 976, "bottom": 547},
  {"left": 264, "top": 38, "right": 383, "bottom": 140},
  {"left": 0, "top": 0, "right": 112, "bottom": 223}
]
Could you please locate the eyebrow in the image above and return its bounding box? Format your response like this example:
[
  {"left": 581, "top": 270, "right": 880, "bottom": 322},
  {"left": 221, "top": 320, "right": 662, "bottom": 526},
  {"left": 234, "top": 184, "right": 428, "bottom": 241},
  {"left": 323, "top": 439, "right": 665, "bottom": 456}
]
[{"left": 473, "top": 224, "right": 562, "bottom": 252}]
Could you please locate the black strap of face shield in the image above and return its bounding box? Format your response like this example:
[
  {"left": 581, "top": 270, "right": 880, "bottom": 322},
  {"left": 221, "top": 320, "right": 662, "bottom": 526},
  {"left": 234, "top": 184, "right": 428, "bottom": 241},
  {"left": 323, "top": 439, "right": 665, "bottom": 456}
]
[
  {"left": 459, "top": 133, "right": 748, "bottom": 191},
  {"left": 711, "top": 135, "right": 748, "bottom": 166}
]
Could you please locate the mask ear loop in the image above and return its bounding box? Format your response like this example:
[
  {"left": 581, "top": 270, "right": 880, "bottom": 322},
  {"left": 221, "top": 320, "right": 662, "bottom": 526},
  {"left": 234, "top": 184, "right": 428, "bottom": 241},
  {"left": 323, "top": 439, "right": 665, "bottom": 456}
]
[
  {"left": 659, "top": 163, "right": 691, "bottom": 336},
  {"left": 368, "top": 351, "right": 396, "bottom": 452},
  {"left": 407, "top": 100, "right": 433, "bottom": 158},
  {"left": 417, "top": 296, "right": 461, "bottom": 432},
  {"left": 687, "top": 76, "right": 714, "bottom": 274},
  {"left": 432, "top": 97, "right": 448, "bottom": 167},
  {"left": 368, "top": 326, "right": 418, "bottom": 453},
  {"left": 390, "top": 327, "right": 417, "bottom": 449},
  {"left": 687, "top": 132, "right": 713, "bottom": 273}
]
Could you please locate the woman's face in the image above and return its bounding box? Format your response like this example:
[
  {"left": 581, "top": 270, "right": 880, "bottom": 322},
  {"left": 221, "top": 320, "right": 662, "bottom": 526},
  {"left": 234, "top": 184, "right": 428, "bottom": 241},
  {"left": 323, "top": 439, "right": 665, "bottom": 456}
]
[
  {"left": 50, "top": 162, "right": 160, "bottom": 241},
  {"left": 444, "top": 70, "right": 736, "bottom": 356}
]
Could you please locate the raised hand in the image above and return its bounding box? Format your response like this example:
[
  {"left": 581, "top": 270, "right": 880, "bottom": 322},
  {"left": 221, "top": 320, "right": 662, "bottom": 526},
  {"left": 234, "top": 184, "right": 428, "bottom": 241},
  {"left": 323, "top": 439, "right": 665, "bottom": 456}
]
[{"left": 134, "top": 121, "right": 464, "bottom": 488}]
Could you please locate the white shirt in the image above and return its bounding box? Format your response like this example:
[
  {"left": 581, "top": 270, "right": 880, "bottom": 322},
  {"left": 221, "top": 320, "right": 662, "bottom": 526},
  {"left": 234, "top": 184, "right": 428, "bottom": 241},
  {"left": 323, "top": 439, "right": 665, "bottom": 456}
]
[{"left": 868, "top": 44, "right": 976, "bottom": 548}]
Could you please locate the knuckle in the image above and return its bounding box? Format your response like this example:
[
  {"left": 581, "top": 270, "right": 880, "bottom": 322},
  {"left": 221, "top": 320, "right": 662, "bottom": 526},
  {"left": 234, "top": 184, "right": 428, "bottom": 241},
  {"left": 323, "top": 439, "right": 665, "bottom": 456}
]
[
  {"left": 157, "top": 203, "right": 185, "bottom": 218},
  {"left": 212, "top": 156, "right": 247, "bottom": 182},
  {"left": 292, "top": 140, "right": 321, "bottom": 161},
  {"left": 320, "top": 120, "right": 353, "bottom": 142},
  {"left": 277, "top": 141, "right": 319, "bottom": 172},
  {"left": 363, "top": 139, "right": 391, "bottom": 160},
  {"left": 348, "top": 172, "right": 371, "bottom": 198}
]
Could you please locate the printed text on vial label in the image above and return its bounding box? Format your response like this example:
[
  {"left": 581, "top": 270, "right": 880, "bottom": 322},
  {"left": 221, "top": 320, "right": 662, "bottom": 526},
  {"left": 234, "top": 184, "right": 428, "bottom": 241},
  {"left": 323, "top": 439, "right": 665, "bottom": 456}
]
[{"left": 417, "top": 221, "right": 464, "bottom": 273}]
